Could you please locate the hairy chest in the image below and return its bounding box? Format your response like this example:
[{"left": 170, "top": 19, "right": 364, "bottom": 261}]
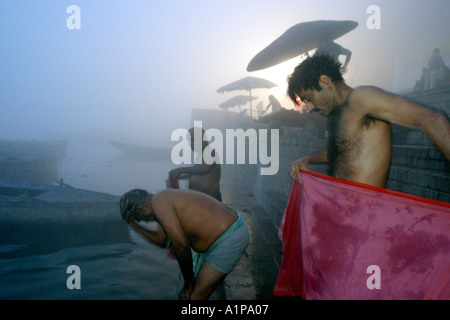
[
  {"left": 328, "top": 108, "right": 373, "bottom": 147},
  {"left": 327, "top": 107, "right": 381, "bottom": 174}
]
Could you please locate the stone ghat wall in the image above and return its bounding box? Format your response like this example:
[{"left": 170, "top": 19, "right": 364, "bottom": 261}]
[{"left": 252, "top": 86, "right": 450, "bottom": 226}]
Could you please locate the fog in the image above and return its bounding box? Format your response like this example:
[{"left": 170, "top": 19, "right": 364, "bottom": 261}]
[{"left": 0, "top": 0, "right": 449, "bottom": 147}]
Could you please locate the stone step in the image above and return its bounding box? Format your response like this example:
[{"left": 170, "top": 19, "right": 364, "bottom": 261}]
[
  {"left": 387, "top": 165, "right": 450, "bottom": 202},
  {"left": 391, "top": 145, "right": 449, "bottom": 171}
]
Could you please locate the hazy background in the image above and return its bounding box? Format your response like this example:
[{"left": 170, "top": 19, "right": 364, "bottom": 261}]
[
  {"left": 0, "top": 0, "right": 449, "bottom": 299},
  {"left": 0, "top": 0, "right": 449, "bottom": 148}
]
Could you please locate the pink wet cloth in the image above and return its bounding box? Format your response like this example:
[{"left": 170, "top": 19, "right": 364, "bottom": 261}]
[{"left": 274, "top": 170, "right": 450, "bottom": 300}]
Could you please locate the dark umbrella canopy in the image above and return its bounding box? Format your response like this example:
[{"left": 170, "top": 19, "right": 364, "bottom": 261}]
[
  {"left": 219, "top": 95, "right": 258, "bottom": 112},
  {"left": 217, "top": 76, "right": 277, "bottom": 93},
  {"left": 217, "top": 77, "right": 277, "bottom": 117},
  {"left": 247, "top": 20, "right": 358, "bottom": 71}
]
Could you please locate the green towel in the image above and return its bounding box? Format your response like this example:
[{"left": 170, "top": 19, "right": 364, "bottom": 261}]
[{"left": 193, "top": 212, "right": 244, "bottom": 276}]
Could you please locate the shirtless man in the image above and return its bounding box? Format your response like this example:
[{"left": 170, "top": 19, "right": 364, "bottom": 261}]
[
  {"left": 169, "top": 127, "right": 222, "bottom": 201},
  {"left": 120, "top": 188, "right": 249, "bottom": 300},
  {"left": 287, "top": 54, "right": 450, "bottom": 188}
]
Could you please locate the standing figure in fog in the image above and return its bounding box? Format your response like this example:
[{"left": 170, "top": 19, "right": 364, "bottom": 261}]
[
  {"left": 168, "top": 127, "right": 222, "bottom": 201},
  {"left": 425, "top": 48, "right": 445, "bottom": 90},
  {"left": 287, "top": 54, "right": 450, "bottom": 188}
]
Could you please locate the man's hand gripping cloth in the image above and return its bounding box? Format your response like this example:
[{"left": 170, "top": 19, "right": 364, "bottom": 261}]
[
  {"left": 193, "top": 211, "right": 249, "bottom": 276},
  {"left": 274, "top": 169, "right": 450, "bottom": 300}
]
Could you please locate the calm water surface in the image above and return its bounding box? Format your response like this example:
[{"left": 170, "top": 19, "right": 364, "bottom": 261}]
[
  {"left": 0, "top": 139, "right": 182, "bottom": 299},
  {"left": 0, "top": 237, "right": 180, "bottom": 299}
]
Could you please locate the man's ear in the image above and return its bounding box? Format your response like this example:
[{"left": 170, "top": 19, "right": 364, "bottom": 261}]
[{"left": 318, "top": 75, "right": 333, "bottom": 89}]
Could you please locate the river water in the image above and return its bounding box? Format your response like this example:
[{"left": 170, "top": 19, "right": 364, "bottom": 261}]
[{"left": 0, "top": 138, "right": 183, "bottom": 299}]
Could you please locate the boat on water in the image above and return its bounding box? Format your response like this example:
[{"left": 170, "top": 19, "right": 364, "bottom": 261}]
[
  {"left": 0, "top": 180, "right": 120, "bottom": 223},
  {"left": 0, "top": 140, "right": 68, "bottom": 159},
  {"left": 0, "top": 139, "right": 127, "bottom": 258},
  {"left": 0, "top": 140, "right": 68, "bottom": 185},
  {"left": 0, "top": 180, "right": 129, "bottom": 258}
]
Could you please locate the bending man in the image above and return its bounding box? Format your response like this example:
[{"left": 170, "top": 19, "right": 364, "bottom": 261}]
[{"left": 120, "top": 188, "right": 249, "bottom": 300}]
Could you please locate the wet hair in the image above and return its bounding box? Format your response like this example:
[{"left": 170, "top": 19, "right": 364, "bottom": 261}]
[
  {"left": 287, "top": 54, "right": 344, "bottom": 105},
  {"left": 120, "top": 189, "right": 149, "bottom": 220}
]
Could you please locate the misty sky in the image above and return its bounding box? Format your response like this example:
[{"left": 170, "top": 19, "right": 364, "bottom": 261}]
[{"left": 0, "top": 0, "right": 449, "bottom": 147}]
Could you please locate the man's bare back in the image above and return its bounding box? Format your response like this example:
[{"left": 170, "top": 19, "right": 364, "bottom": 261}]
[
  {"left": 187, "top": 164, "right": 221, "bottom": 197},
  {"left": 120, "top": 188, "right": 248, "bottom": 300},
  {"left": 169, "top": 127, "right": 222, "bottom": 200},
  {"left": 152, "top": 189, "right": 234, "bottom": 252}
]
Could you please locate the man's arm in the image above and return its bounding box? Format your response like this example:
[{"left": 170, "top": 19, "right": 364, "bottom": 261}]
[
  {"left": 290, "top": 149, "right": 328, "bottom": 181},
  {"left": 129, "top": 221, "right": 168, "bottom": 248},
  {"left": 351, "top": 86, "right": 450, "bottom": 160},
  {"left": 169, "top": 164, "right": 215, "bottom": 184},
  {"left": 170, "top": 163, "right": 214, "bottom": 177},
  {"left": 340, "top": 47, "right": 352, "bottom": 72}
]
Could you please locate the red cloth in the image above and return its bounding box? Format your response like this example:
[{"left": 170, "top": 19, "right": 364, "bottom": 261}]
[{"left": 274, "top": 170, "right": 450, "bottom": 300}]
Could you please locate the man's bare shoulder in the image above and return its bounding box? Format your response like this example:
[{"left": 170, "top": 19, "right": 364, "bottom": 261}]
[
  {"left": 150, "top": 189, "right": 176, "bottom": 212},
  {"left": 152, "top": 189, "right": 211, "bottom": 205},
  {"left": 152, "top": 189, "right": 175, "bottom": 200},
  {"left": 151, "top": 189, "right": 200, "bottom": 221},
  {"left": 347, "top": 86, "right": 396, "bottom": 114},
  {"left": 349, "top": 86, "right": 388, "bottom": 103}
]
